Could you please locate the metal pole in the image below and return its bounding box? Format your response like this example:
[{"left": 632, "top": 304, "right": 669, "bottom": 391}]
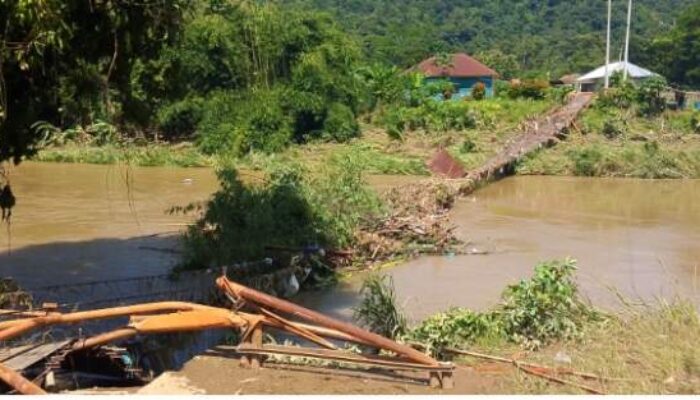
[
  {"left": 604, "top": 0, "right": 612, "bottom": 89},
  {"left": 623, "top": 0, "right": 633, "bottom": 80},
  {"left": 216, "top": 276, "right": 439, "bottom": 366}
]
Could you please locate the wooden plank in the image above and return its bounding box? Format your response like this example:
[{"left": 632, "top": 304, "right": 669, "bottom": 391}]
[
  {"left": 0, "top": 344, "right": 38, "bottom": 363},
  {"left": 3, "top": 340, "right": 71, "bottom": 371},
  {"left": 235, "top": 344, "right": 453, "bottom": 373}
]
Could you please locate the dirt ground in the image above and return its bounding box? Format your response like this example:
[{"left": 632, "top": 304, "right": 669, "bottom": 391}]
[{"left": 135, "top": 348, "right": 504, "bottom": 395}]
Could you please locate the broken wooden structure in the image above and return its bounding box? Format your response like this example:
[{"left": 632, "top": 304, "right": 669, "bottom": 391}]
[
  {"left": 427, "top": 92, "right": 595, "bottom": 185},
  {"left": 0, "top": 275, "right": 452, "bottom": 394}
]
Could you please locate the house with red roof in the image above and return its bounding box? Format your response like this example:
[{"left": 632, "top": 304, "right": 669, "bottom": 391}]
[{"left": 414, "top": 53, "right": 499, "bottom": 99}]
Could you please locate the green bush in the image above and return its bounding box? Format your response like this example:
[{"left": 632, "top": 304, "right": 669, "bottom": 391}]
[
  {"left": 459, "top": 138, "right": 477, "bottom": 153},
  {"left": 405, "top": 259, "right": 601, "bottom": 356},
  {"left": 499, "top": 259, "right": 599, "bottom": 348},
  {"left": 692, "top": 112, "right": 700, "bottom": 134},
  {"left": 180, "top": 155, "right": 381, "bottom": 269},
  {"left": 323, "top": 103, "right": 360, "bottom": 142},
  {"left": 568, "top": 146, "right": 603, "bottom": 176},
  {"left": 602, "top": 119, "right": 624, "bottom": 139},
  {"left": 471, "top": 82, "right": 486, "bottom": 101},
  {"left": 156, "top": 97, "right": 204, "bottom": 139},
  {"left": 508, "top": 79, "right": 550, "bottom": 100},
  {"left": 636, "top": 76, "right": 667, "bottom": 117}
]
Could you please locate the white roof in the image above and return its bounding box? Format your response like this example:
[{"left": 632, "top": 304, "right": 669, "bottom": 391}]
[{"left": 577, "top": 62, "right": 657, "bottom": 82}]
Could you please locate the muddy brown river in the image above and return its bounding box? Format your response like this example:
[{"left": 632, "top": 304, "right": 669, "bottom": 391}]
[{"left": 1, "top": 162, "right": 698, "bottom": 321}]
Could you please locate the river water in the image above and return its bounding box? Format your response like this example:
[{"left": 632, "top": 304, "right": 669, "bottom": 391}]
[{"left": 1, "top": 163, "right": 698, "bottom": 322}]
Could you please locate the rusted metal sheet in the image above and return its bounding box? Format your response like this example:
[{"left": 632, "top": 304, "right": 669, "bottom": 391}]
[{"left": 427, "top": 148, "right": 466, "bottom": 179}]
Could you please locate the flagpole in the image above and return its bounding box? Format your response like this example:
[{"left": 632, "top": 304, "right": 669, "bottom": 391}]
[
  {"left": 604, "top": 0, "right": 612, "bottom": 89},
  {"left": 623, "top": 0, "right": 633, "bottom": 80}
]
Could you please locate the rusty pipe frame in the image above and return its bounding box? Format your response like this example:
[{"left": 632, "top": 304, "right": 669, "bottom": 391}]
[
  {"left": 0, "top": 363, "right": 46, "bottom": 395},
  {"left": 216, "top": 276, "right": 438, "bottom": 366},
  {"left": 0, "top": 302, "right": 226, "bottom": 342}
]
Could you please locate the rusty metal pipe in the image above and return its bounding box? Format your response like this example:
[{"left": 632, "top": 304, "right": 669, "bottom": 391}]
[
  {"left": 71, "top": 310, "right": 251, "bottom": 352},
  {"left": 0, "top": 362, "right": 46, "bottom": 395},
  {"left": 0, "top": 302, "right": 224, "bottom": 342},
  {"left": 216, "top": 277, "right": 438, "bottom": 366}
]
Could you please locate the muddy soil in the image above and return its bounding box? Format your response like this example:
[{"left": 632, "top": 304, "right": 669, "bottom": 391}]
[{"left": 136, "top": 350, "right": 503, "bottom": 395}]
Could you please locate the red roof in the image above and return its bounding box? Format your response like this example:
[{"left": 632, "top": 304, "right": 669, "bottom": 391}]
[{"left": 415, "top": 53, "right": 498, "bottom": 78}]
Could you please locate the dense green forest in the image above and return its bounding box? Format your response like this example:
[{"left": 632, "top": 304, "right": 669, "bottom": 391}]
[
  {"left": 1, "top": 0, "right": 698, "bottom": 164},
  {"left": 287, "top": 0, "right": 696, "bottom": 77}
]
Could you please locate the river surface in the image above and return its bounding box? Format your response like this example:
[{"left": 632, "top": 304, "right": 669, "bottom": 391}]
[{"left": 1, "top": 162, "right": 698, "bottom": 322}]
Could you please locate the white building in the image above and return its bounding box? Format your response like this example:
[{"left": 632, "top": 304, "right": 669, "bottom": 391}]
[{"left": 576, "top": 61, "right": 658, "bottom": 92}]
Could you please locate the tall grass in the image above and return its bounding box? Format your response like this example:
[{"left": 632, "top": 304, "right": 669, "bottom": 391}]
[{"left": 352, "top": 274, "right": 407, "bottom": 339}]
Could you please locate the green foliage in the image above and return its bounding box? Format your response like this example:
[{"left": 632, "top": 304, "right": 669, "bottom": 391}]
[
  {"left": 0, "top": 0, "right": 190, "bottom": 163},
  {"left": 569, "top": 146, "right": 604, "bottom": 176},
  {"left": 288, "top": 0, "right": 693, "bottom": 83},
  {"left": 636, "top": 76, "right": 668, "bottom": 117},
  {"left": 499, "top": 259, "right": 599, "bottom": 349},
  {"left": 643, "top": 4, "right": 700, "bottom": 89},
  {"left": 323, "top": 103, "right": 360, "bottom": 142},
  {"left": 602, "top": 119, "right": 625, "bottom": 139},
  {"left": 156, "top": 97, "right": 204, "bottom": 139},
  {"left": 405, "top": 259, "right": 601, "bottom": 357},
  {"left": 471, "top": 82, "right": 486, "bottom": 101},
  {"left": 353, "top": 274, "right": 407, "bottom": 339},
  {"left": 181, "top": 155, "right": 381, "bottom": 269},
  {"left": 692, "top": 112, "right": 700, "bottom": 134},
  {"left": 459, "top": 138, "right": 477, "bottom": 154},
  {"left": 474, "top": 49, "right": 520, "bottom": 80},
  {"left": 507, "top": 80, "right": 550, "bottom": 100}
]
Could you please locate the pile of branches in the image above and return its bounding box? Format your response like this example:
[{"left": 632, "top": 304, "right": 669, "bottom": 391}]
[{"left": 355, "top": 181, "right": 465, "bottom": 263}]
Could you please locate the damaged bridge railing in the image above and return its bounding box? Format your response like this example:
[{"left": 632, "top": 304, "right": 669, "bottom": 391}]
[{"left": 0, "top": 274, "right": 452, "bottom": 394}]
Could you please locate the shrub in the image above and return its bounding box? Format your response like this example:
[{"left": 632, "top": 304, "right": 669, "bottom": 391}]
[
  {"left": 471, "top": 82, "right": 486, "bottom": 101},
  {"left": 636, "top": 76, "right": 668, "bottom": 117},
  {"left": 196, "top": 89, "right": 293, "bottom": 156},
  {"left": 323, "top": 103, "right": 360, "bottom": 142},
  {"left": 459, "top": 138, "right": 477, "bottom": 153},
  {"left": 353, "top": 274, "right": 407, "bottom": 339},
  {"left": 568, "top": 146, "right": 604, "bottom": 176},
  {"left": 602, "top": 119, "right": 624, "bottom": 139},
  {"left": 405, "top": 259, "right": 601, "bottom": 356},
  {"left": 499, "top": 259, "right": 599, "bottom": 348},
  {"left": 180, "top": 155, "right": 381, "bottom": 269},
  {"left": 508, "top": 79, "right": 550, "bottom": 100},
  {"left": 692, "top": 112, "right": 700, "bottom": 134},
  {"left": 156, "top": 97, "right": 204, "bottom": 139}
]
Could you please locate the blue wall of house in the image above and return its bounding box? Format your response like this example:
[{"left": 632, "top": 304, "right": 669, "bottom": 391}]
[{"left": 426, "top": 76, "right": 495, "bottom": 100}]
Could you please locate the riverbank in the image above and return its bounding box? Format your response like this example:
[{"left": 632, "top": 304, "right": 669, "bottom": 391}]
[
  {"left": 29, "top": 98, "right": 554, "bottom": 176},
  {"left": 517, "top": 108, "right": 700, "bottom": 178},
  {"left": 131, "top": 288, "right": 698, "bottom": 395},
  {"left": 33, "top": 142, "right": 214, "bottom": 168}
]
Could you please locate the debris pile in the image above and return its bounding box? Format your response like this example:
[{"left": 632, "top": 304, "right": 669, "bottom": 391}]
[{"left": 356, "top": 181, "right": 466, "bottom": 263}]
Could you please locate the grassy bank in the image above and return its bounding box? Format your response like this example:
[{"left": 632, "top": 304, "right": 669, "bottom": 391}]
[
  {"left": 354, "top": 260, "right": 700, "bottom": 394},
  {"left": 31, "top": 97, "right": 555, "bottom": 175},
  {"left": 518, "top": 108, "right": 700, "bottom": 179},
  {"left": 34, "top": 142, "right": 214, "bottom": 168}
]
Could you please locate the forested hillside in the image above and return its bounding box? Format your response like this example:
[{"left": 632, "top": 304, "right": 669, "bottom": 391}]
[
  {"left": 1, "top": 0, "right": 698, "bottom": 164},
  {"left": 287, "top": 0, "right": 694, "bottom": 78}
]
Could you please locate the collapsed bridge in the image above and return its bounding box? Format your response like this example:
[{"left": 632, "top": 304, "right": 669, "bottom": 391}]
[{"left": 0, "top": 274, "right": 452, "bottom": 394}]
